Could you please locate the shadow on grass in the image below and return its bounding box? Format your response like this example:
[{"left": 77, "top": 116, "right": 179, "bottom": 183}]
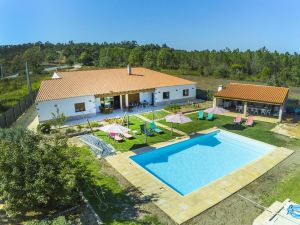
[
  {"left": 222, "top": 124, "right": 247, "bottom": 131},
  {"left": 130, "top": 143, "right": 150, "bottom": 150},
  {"left": 80, "top": 170, "right": 159, "bottom": 223}
]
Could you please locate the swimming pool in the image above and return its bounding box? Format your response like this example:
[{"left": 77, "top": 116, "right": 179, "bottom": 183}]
[{"left": 130, "top": 130, "right": 274, "bottom": 196}]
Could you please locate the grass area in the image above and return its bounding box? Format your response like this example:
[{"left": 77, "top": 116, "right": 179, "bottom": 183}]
[
  {"left": 140, "top": 110, "right": 170, "bottom": 121},
  {"left": 262, "top": 168, "right": 300, "bottom": 205},
  {"left": 74, "top": 146, "right": 161, "bottom": 224},
  {"left": 0, "top": 74, "right": 50, "bottom": 113},
  {"left": 95, "top": 116, "right": 180, "bottom": 152},
  {"left": 159, "top": 112, "right": 300, "bottom": 148}
]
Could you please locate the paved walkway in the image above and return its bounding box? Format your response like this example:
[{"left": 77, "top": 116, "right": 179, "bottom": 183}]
[{"left": 63, "top": 105, "right": 165, "bottom": 127}]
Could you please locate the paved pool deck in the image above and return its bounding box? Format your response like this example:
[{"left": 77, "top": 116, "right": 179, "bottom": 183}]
[{"left": 105, "top": 128, "right": 294, "bottom": 224}]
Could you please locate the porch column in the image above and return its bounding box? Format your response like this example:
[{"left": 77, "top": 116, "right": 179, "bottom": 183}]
[
  {"left": 243, "top": 101, "right": 247, "bottom": 117},
  {"left": 125, "top": 94, "right": 129, "bottom": 107},
  {"left": 213, "top": 97, "right": 217, "bottom": 108},
  {"left": 278, "top": 105, "right": 283, "bottom": 122},
  {"left": 119, "top": 95, "right": 123, "bottom": 110}
]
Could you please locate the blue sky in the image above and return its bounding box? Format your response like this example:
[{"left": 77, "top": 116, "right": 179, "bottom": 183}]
[{"left": 1, "top": 0, "right": 300, "bottom": 52}]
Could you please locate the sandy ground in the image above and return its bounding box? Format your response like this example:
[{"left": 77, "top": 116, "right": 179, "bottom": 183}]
[{"left": 272, "top": 123, "right": 300, "bottom": 139}]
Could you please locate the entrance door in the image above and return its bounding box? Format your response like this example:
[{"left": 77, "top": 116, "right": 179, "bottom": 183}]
[
  {"left": 113, "top": 96, "right": 120, "bottom": 109},
  {"left": 151, "top": 92, "right": 154, "bottom": 105}
]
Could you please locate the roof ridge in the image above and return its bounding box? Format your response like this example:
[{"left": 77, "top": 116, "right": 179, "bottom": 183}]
[
  {"left": 229, "top": 82, "right": 289, "bottom": 89},
  {"left": 58, "top": 67, "right": 147, "bottom": 74}
]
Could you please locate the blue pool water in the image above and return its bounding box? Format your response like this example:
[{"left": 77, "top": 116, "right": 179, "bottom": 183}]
[{"left": 130, "top": 130, "right": 273, "bottom": 195}]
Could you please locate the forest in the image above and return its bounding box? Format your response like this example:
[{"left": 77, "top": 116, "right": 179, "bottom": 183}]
[{"left": 1, "top": 41, "right": 300, "bottom": 87}]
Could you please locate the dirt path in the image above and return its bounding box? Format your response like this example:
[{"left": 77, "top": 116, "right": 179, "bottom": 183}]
[{"left": 11, "top": 105, "right": 38, "bottom": 131}]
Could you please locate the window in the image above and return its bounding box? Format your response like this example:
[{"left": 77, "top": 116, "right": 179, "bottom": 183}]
[
  {"left": 74, "top": 102, "right": 86, "bottom": 112},
  {"left": 163, "top": 91, "right": 170, "bottom": 99},
  {"left": 183, "top": 89, "right": 189, "bottom": 97}
]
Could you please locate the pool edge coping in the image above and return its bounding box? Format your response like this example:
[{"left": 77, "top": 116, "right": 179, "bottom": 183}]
[{"left": 105, "top": 128, "right": 294, "bottom": 224}]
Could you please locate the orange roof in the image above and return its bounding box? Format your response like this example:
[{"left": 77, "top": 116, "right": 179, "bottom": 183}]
[
  {"left": 36, "top": 67, "right": 195, "bottom": 102},
  {"left": 214, "top": 83, "right": 289, "bottom": 105}
]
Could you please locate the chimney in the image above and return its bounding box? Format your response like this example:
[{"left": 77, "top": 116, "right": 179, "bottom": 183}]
[
  {"left": 217, "top": 85, "right": 223, "bottom": 92},
  {"left": 127, "top": 64, "right": 132, "bottom": 75}
]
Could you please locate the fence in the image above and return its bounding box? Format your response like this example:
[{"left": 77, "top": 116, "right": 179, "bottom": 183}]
[{"left": 0, "top": 89, "right": 39, "bottom": 128}]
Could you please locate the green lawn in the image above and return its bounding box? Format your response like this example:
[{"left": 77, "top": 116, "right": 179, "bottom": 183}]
[
  {"left": 140, "top": 110, "right": 170, "bottom": 121},
  {"left": 262, "top": 168, "right": 300, "bottom": 205},
  {"left": 0, "top": 74, "right": 50, "bottom": 113},
  {"left": 74, "top": 146, "right": 161, "bottom": 224},
  {"left": 95, "top": 116, "right": 180, "bottom": 152},
  {"left": 159, "top": 112, "right": 300, "bottom": 149}
]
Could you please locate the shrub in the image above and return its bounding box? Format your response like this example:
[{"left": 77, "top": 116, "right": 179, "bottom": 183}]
[
  {"left": 89, "top": 121, "right": 99, "bottom": 127},
  {"left": 25, "top": 216, "right": 72, "bottom": 225},
  {"left": 37, "top": 123, "right": 51, "bottom": 134},
  {"left": 65, "top": 128, "right": 76, "bottom": 134},
  {"left": 76, "top": 124, "right": 82, "bottom": 131},
  {"left": 164, "top": 104, "right": 181, "bottom": 112},
  {"left": 0, "top": 128, "right": 86, "bottom": 216}
]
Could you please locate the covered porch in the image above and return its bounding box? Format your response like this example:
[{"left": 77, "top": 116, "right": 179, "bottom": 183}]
[
  {"left": 64, "top": 103, "right": 164, "bottom": 127},
  {"left": 94, "top": 88, "right": 155, "bottom": 114},
  {"left": 213, "top": 97, "right": 284, "bottom": 122}
]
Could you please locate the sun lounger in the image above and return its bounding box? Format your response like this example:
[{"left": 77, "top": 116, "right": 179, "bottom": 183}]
[
  {"left": 234, "top": 115, "right": 242, "bottom": 125},
  {"left": 140, "top": 124, "right": 154, "bottom": 136},
  {"left": 150, "top": 121, "right": 163, "bottom": 134},
  {"left": 207, "top": 113, "right": 214, "bottom": 121},
  {"left": 109, "top": 132, "right": 123, "bottom": 142},
  {"left": 198, "top": 110, "right": 204, "bottom": 120},
  {"left": 122, "top": 132, "right": 133, "bottom": 139},
  {"left": 245, "top": 116, "right": 254, "bottom": 126}
]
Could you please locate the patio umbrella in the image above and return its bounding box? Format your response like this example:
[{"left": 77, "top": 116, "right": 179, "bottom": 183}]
[
  {"left": 99, "top": 123, "right": 130, "bottom": 134},
  {"left": 204, "top": 107, "right": 229, "bottom": 115},
  {"left": 165, "top": 113, "right": 192, "bottom": 136}
]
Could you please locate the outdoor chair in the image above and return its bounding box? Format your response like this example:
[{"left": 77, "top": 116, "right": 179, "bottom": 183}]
[
  {"left": 198, "top": 110, "right": 205, "bottom": 120},
  {"left": 207, "top": 113, "right": 214, "bottom": 121},
  {"left": 140, "top": 124, "right": 154, "bottom": 136},
  {"left": 109, "top": 132, "right": 123, "bottom": 142},
  {"left": 150, "top": 121, "right": 164, "bottom": 134},
  {"left": 121, "top": 132, "right": 133, "bottom": 139},
  {"left": 245, "top": 116, "right": 254, "bottom": 126},
  {"left": 234, "top": 115, "right": 242, "bottom": 125}
]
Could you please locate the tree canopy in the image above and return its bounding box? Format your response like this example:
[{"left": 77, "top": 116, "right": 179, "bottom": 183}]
[
  {"left": 0, "top": 128, "right": 84, "bottom": 216},
  {"left": 1, "top": 41, "right": 300, "bottom": 86}
]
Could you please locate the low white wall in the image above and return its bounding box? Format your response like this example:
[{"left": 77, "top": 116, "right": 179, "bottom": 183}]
[
  {"left": 154, "top": 84, "right": 196, "bottom": 105},
  {"left": 139, "top": 92, "right": 152, "bottom": 103},
  {"left": 36, "top": 95, "right": 96, "bottom": 122}
]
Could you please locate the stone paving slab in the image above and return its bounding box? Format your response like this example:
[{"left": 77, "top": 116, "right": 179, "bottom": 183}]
[{"left": 105, "top": 128, "right": 293, "bottom": 224}]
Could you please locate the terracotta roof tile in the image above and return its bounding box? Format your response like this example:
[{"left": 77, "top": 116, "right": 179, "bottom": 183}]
[
  {"left": 214, "top": 83, "right": 289, "bottom": 105},
  {"left": 36, "top": 67, "right": 195, "bottom": 102}
]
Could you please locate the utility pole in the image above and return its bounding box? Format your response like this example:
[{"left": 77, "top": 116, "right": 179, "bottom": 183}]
[
  {"left": 25, "top": 61, "right": 32, "bottom": 94},
  {"left": 144, "top": 121, "right": 147, "bottom": 144},
  {"left": 0, "top": 64, "right": 3, "bottom": 79}
]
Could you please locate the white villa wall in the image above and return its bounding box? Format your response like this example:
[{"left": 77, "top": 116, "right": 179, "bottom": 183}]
[
  {"left": 95, "top": 97, "right": 101, "bottom": 112},
  {"left": 154, "top": 84, "right": 196, "bottom": 105},
  {"left": 139, "top": 92, "right": 152, "bottom": 103},
  {"left": 36, "top": 95, "right": 96, "bottom": 122}
]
